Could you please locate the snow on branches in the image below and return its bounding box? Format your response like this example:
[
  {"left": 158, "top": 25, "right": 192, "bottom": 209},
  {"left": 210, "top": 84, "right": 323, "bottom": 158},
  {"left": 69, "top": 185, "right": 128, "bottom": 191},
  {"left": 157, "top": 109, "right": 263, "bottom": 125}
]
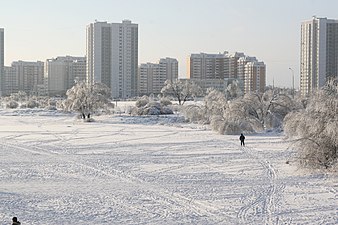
[
  {"left": 63, "top": 81, "right": 111, "bottom": 120},
  {"left": 283, "top": 80, "right": 338, "bottom": 169},
  {"left": 161, "top": 79, "right": 202, "bottom": 105}
]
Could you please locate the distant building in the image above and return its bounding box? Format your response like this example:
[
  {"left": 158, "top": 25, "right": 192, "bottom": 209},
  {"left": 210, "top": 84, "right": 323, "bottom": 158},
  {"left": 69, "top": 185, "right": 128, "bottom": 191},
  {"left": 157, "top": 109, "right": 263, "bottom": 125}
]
[
  {"left": 10, "top": 61, "right": 44, "bottom": 95},
  {"left": 300, "top": 16, "right": 338, "bottom": 96},
  {"left": 86, "top": 20, "right": 138, "bottom": 99},
  {"left": 188, "top": 52, "right": 229, "bottom": 80},
  {"left": 188, "top": 52, "right": 265, "bottom": 93},
  {"left": 0, "top": 28, "right": 4, "bottom": 96},
  {"left": 139, "top": 63, "right": 157, "bottom": 95},
  {"left": 244, "top": 61, "right": 266, "bottom": 93},
  {"left": 45, "top": 56, "right": 86, "bottom": 96},
  {"left": 139, "top": 58, "right": 178, "bottom": 95},
  {"left": 228, "top": 52, "right": 245, "bottom": 79},
  {"left": 3, "top": 66, "right": 15, "bottom": 95}
]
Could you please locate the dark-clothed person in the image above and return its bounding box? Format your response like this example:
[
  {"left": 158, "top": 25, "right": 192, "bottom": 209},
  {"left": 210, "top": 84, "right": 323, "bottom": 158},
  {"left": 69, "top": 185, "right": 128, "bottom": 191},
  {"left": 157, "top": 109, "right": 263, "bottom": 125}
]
[{"left": 239, "top": 133, "right": 245, "bottom": 146}]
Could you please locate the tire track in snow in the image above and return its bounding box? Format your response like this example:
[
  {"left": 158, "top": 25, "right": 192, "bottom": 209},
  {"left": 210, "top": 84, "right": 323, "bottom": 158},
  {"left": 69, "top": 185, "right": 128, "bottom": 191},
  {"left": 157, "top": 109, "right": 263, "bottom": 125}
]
[{"left": 237, "top": 145, "right": 285, "bottom": 224}]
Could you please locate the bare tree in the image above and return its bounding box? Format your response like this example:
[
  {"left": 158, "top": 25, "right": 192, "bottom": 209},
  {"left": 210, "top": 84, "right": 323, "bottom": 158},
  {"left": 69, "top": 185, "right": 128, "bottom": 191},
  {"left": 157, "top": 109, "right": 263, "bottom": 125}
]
[{"left": 161, "top": 79, "right": 202, "bottom": 105}]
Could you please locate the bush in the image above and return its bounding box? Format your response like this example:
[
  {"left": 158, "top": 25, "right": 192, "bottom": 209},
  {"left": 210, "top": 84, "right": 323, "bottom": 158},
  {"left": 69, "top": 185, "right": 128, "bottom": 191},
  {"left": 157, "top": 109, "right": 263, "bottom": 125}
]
[
  {"left": 6, "top": 101, "right": 19, "bottom": 109},
  {"left": 136, "top": 96, "right": 149, "bottom": 108},
  {"left": 160, "top": 97, "right": 172, "bottom": 106},
  {"left": 132, "top": 96, "right": 174, "bottom": 116},
  {"left": 27, "top": 100, "right": 39, "bottom": 108}
]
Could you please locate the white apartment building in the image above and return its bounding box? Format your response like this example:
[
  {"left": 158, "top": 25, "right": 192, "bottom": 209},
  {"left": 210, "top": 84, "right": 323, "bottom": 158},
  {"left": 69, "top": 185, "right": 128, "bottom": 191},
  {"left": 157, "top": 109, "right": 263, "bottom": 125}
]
[
  {"left": 300, "top": 16, "right": 338, "bottom": 96},
  {"left": 3, "top": 66, "right": 16, "bottom": 95},
  {"left": 0, "top": 28, "right": 4, "bottom": 96},
  {"left": 45, "top": 56, "right": 86, "bottom": 96},
  {"left": 7, "top": 61, "right": 44, "bottom": 95},
  {"left": 139, "top": 58, "right": 178, "bottom": 95},
  {"left": 86, "top": 20, "right": 138, "bottom": 99},
  {"left": 139, "top": 63, "right": 158, "bottom": 95}
]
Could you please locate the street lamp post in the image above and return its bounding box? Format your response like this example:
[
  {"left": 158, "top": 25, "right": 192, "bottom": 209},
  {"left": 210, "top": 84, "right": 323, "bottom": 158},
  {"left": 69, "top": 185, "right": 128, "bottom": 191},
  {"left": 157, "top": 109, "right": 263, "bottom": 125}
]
[{"left": 289, "top": 67, "right": 295, "bottom": 98}]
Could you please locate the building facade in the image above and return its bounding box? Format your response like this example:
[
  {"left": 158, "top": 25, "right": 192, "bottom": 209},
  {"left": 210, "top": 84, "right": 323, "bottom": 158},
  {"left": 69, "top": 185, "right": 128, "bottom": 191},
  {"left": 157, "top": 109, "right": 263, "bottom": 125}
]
[
  {"left": 3, "top": 66, "right": 16, "bottom": 95},
  {"left": 139, "top": 63, "right": 158, "bottom": 95},
  {"left": 138, "top": 58, "right": 178, "bottom": 95},
  {"left": 300, "top": 16, "right": 338, "bottom": 96},
  {"left": 188, "top": 52, "right": 265, "bottom": 94},
  {"left": 86, "top": 20, "right": 138, "bottom": 99},
  {"left": 0, "top": 28, "right": 4, "bottom": 96},
  {"left": 7, "top": 61, "right": 45, "bottom": 96},
  {"left": 188, "top": 52, "right": 229, "bottom": 80},
  {"left": 244, "top": 61, "right": 266, "bottom": 93},
  {"left": 45, "top": 56, "right": 86, "bottom": 96}
]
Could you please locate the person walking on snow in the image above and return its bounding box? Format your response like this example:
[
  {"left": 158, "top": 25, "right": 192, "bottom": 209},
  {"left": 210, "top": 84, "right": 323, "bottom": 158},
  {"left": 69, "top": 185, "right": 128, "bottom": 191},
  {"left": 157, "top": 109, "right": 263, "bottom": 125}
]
[
  {"left": 239, "top": 133, "right": 245, "bottom": 146},
  {"left": 12, "top": 217, "right": 21, "bottom": 225}
]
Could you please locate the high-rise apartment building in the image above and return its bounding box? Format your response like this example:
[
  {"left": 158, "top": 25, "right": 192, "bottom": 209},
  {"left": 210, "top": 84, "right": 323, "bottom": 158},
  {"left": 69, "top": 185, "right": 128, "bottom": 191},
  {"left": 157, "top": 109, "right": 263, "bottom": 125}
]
[
  {"left": 188, "top": 52, "right": 229, "bottom": 80},
  {"left": 86, "top": 20, "right": 138, "bottom": 99},
  {"left": 3, "top": 66, "right": 15, "bottom": 95},
  {"left": 228, "top": 52, "right": 245, "bottom": 79},
  {"left": 45, "top": 56, "right": 86, "bottom": 96},
  {"left": 300, "top": 16, "right": 338, "bottom": 96},
  {"left": 139, "top": 63, "right": 158, "bottom": 95},
  {"left": 188, "top": 52, "right": 265, "bottom": 93},
  {"left": 244, "top": 61, "right": 266, "bottom": 93},
  {"left": 0, "top": 28, "right": 4, "bottom": 96},
  {"left": 139, "top": 58, "right": 178, "bottom": 95},
  {"left": 11, "top": 61, "right": 44, "bottom": 95}
]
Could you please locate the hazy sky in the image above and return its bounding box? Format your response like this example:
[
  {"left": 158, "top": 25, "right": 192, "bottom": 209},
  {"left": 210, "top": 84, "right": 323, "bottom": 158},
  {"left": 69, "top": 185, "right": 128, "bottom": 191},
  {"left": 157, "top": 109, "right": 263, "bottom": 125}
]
[{"left": 1, "top": 0, "right": 338, "bottom": 88}]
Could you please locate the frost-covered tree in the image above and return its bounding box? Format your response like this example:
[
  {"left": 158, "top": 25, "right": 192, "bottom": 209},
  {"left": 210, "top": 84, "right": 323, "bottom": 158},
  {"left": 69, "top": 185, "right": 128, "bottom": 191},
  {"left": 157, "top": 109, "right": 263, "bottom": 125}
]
[
  {"left": 63, "top": 81, "right": 111, "bottom": 120},
  {"left": 182, "top": 88, "right": 297, "bottom": 134},
  {"left": 161, "top": 79, "right": 202, "bottom": 105},
  {"left": 232, "top": 90, "right": 296, "bottom": 131},
  {"left": 226, "top": 79, "right": 242, "bottom": 100},
  {"left": 284, "top": 80, "right": 338, "bottom": 169}
]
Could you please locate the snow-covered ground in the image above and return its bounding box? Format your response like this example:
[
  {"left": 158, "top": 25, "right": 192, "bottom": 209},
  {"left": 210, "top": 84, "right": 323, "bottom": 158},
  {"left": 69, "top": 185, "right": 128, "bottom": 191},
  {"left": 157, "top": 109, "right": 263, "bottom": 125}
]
[{"left": 0, "top": 109, "right": 337, "bottom": 224}]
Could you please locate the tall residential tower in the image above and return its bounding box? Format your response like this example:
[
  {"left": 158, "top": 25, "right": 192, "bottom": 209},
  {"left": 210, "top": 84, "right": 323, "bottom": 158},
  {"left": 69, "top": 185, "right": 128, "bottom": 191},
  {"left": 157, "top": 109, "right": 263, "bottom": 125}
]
[
  {"left": 0, "top": 28, "right": 4, "bottom": 96},
  {"left": 86, "top": 20, "right": 138, "bottom": 99},
  {"left": 300, "top": 16, "right": 338, "bottom": 96}
]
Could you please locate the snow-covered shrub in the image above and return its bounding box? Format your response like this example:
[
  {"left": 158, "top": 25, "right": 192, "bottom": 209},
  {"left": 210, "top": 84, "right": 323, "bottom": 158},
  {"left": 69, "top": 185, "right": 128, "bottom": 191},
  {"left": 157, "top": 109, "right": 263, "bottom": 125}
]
[
  {"left": 132, "top": 98, "right": 174, "bottom": 116},
  {"left": 160, "top": 97, "right": 172, "bottom": 106},
  {"left": 284, "top": 80, "right": 338, "bottom": 169},
  {"left": 144, "top": 106, "right": 161, "bottom": 115},
  {"left": 6, "top": 101, "right": 19, "bottom": 109},
  {"left": 136, "top": 96, "right": 149, "bottom": 108},
  {"left": 223, "top": 121, "right": 241, "bottom": 135},
  {"left": 160, "top": 106, "right": 174, "bottom": 115},
  {"left": 27, "top": 99, "right": 39, "bottom": 108},
  {"left": 182, "top": 104, "right": 205, "bottom": 123},
  {"left": 210, "top": 115, "right": 226, "bottom": 134},
  {"left": 9, "top": 91, "right": 27, "bottom": 102}
]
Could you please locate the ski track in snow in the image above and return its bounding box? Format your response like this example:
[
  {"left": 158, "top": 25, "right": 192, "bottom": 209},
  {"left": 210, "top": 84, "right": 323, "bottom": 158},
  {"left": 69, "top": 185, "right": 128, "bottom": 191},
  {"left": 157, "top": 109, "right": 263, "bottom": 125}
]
[
  {"left": 237, "top": 145, "right": 285, "bottom": 225},
  {"left": 0, "top": 111, "right": 337, "bottom": 224}
]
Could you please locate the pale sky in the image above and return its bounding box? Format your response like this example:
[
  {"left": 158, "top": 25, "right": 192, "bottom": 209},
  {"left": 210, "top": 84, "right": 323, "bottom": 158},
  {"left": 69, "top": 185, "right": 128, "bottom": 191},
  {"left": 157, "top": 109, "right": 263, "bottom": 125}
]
[{"left": 1, "top": 0, "right": 338, "bottom": 88}]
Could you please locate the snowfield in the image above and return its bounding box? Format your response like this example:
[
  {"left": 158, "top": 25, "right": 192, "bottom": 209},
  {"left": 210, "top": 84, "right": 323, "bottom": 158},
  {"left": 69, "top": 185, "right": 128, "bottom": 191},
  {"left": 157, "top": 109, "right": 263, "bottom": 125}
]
[{"left": 0, "top": 109, "right": 337, "bottom": 225}]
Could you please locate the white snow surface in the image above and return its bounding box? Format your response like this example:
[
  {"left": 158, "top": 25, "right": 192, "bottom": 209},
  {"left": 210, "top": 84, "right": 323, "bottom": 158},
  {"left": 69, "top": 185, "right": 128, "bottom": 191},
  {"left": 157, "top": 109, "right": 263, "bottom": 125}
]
[{"left": 0, "top": 108, "right": 337, "bottom": 225}]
